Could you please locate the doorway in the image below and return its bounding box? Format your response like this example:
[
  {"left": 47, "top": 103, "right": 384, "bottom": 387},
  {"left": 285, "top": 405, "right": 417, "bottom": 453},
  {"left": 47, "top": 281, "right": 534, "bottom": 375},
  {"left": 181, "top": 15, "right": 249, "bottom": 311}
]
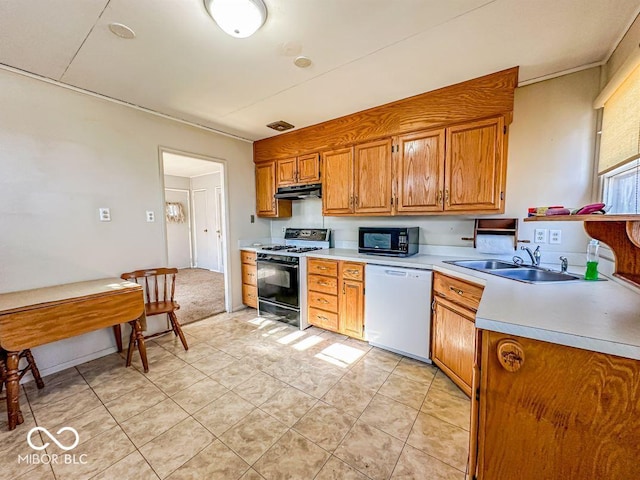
[{"left": 161, "top": 149, "right": 229, "bottom": 324}]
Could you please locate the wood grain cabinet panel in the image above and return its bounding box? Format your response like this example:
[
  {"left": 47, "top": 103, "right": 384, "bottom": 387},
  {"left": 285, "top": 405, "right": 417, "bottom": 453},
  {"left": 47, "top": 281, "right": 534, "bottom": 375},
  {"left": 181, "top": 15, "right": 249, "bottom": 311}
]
[
  {"left": 354, "top": 139, "right": 393, "bottom": 215},
  {"left": 255, "top": 161, "right": 292, "bottom": 218},
  {"left": 394, "top": 129, "right": 445, "bottom": 213},
  {"left": 445, "top": 116, "right": 505, "bottom": 212},
  {"left": 277, "top": 154, "right": 320, "bottom": 187},
  {"left": 322, "top": 148, "right": 354, "bottom": 215},
  {"left": 307, "top": 257, "right": 365, "bottom": 338},
  {"left": 473, "top": 331, "right": 640, "bottom": 480},
  {"left": 431, "top": 272, "right": 483, "bottom": 397},
  {"left": 240, "top": 250, "right": 258, "bottom": 308}
]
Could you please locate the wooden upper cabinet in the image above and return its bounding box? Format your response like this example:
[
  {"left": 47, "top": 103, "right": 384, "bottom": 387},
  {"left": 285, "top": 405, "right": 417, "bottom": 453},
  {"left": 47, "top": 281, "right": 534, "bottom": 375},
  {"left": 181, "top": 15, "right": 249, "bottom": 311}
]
[
  {"left": 394, "top": 129, "right": 445, "bottom": 213},
  {"left": 256, "top": 161, "right": 292, "bottom": 218},
  {"left": 322, "top": 147, "right": 354, "bottom": 215},
  {"left": 445, "top": 116, "right": 505, "bottom": 212},
  {"left": 297, "top": 153, "right": 321, "bottom": 184},
  {"left": 277, "top": 153, "right": 320, "bottom": 187},
  {"left": 276, "top": 157, "right": 297, "bottom": 186},
  {"left": 354, "top": 138, "right": 393, "bottom": 215}
]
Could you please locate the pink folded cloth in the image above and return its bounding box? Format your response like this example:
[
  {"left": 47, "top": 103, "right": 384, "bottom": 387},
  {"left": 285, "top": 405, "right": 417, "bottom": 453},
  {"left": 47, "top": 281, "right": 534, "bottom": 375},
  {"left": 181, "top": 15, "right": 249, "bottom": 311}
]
[{"left": 545, "top": 208, "right": 571, "bottom": 216}]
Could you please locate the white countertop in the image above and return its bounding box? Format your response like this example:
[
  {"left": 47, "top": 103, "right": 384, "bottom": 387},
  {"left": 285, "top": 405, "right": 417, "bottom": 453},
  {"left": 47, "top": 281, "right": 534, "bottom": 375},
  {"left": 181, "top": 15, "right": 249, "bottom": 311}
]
[{"left": 305, "top": 248, "right": 640, "bottom": 361}]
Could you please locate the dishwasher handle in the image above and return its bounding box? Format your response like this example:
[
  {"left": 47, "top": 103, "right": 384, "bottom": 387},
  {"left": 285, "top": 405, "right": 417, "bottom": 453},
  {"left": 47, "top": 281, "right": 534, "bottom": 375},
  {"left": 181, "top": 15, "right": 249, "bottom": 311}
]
[{"left": 383, "top": 270, "right": 408, "bottom": 277}]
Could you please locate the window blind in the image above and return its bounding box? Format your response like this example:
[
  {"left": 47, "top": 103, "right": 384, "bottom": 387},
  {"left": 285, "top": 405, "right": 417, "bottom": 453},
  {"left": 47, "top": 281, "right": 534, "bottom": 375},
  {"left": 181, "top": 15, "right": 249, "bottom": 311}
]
[{"left": 598, "top": 64, "right": 640, "bottom": 174}]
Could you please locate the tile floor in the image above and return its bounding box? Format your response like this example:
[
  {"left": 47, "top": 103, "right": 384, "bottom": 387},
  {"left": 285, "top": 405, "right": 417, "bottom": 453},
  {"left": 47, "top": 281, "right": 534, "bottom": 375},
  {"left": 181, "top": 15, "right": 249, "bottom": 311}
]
[{"left": 1, "top": 309, "right": 471, "bottom": 480}]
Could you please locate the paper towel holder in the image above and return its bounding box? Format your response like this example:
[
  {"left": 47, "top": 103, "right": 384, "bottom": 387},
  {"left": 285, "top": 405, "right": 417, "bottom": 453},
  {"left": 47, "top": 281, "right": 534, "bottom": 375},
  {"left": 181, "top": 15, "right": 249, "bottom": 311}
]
[{"left": 461, "top": 218, "right": 530, "bottom": 250}]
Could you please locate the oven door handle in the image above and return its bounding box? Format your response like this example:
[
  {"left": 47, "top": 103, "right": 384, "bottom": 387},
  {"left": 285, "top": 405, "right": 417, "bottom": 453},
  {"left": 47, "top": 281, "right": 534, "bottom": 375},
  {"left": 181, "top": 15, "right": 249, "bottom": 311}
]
[{"left": 257, "top": 260, "right": 299, "bottom": 268}]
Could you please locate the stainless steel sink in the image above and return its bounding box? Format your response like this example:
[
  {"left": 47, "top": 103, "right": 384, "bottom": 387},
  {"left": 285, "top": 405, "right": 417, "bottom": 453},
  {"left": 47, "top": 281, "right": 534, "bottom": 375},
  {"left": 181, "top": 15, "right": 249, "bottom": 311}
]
[
  {"left": 444, "top": 259, "right": 583, "bottom": 284},
  {"left": 446, "top": 259, "right": 520, "bottom": 270},
  {"left": 493, "top": 268, "right": 581, "bottom": 283}
]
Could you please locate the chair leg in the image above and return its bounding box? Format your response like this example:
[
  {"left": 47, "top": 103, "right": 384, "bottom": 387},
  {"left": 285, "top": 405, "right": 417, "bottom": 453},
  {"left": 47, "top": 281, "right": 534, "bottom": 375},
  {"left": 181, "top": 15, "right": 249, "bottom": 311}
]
[
  {"left": 169, "top": 312, "right": 189, "bottom": 351},
  {"left": 132, "top": 319, "right": 149, "bottom": 373},
  {"left": 125, "top": 325, "right": 136, "bottom": 368},
  {"left": 23, "top": 350, "right": 44, "bottom": 389}
]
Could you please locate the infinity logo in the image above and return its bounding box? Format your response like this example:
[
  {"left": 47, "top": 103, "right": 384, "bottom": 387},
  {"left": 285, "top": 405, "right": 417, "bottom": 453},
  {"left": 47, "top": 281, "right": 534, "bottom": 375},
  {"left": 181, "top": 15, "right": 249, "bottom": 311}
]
[{"left": 27, "top": 427, "right": 80, "bottom": 451}]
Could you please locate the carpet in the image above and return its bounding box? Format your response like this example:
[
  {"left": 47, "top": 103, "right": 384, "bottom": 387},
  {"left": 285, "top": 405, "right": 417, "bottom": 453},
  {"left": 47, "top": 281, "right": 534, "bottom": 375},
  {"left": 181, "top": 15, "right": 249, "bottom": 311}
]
[{"left": 175, "top": 268, "right": 225, "bottom": 324}]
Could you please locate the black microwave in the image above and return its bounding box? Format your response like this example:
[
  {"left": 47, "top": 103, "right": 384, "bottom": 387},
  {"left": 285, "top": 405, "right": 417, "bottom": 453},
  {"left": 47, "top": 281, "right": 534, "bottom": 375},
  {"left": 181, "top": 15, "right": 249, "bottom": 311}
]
[{"left": 358, "top": 227, "right": 419, "bottom": 257}]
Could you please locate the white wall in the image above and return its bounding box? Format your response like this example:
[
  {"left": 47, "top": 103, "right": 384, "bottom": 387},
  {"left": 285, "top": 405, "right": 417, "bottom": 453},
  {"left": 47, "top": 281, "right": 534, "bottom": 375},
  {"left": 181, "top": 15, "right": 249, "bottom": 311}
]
[
  {"left": 0, "top": 69, "right": 269, "bottom": 375},
  {"left": 270, "top": 68, "right": 600, "bottom": 257},
  {"left": 164, "top": 179, "right": 192, "bottom": 269}
]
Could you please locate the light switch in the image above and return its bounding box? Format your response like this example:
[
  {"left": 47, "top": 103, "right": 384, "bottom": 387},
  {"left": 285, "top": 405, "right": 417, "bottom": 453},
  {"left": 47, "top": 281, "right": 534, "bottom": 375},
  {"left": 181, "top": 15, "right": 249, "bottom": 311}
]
[
  {"left": 146, "top": 211, "right": 155, "bottom": 222},
  {"left": 99, "top": 208, "right": 111, "bottom": 222}
]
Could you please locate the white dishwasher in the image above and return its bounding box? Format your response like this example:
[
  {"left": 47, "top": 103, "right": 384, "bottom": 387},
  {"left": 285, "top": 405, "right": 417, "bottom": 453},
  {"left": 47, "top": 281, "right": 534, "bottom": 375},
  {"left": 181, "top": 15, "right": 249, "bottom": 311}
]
[{"left": 365, "top": 264, "right": 432, "bottom": 363}]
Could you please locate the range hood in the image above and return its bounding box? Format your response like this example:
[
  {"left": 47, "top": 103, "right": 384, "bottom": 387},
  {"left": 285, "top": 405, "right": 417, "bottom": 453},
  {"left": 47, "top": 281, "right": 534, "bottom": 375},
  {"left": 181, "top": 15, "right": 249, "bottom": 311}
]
[{"left": 274, "top": 183, "right": 322, "bottom": 199}]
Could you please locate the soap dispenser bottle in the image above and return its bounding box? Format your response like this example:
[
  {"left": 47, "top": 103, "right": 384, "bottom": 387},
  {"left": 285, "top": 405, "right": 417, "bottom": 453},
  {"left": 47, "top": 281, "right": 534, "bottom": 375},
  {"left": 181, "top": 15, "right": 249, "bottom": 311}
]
[{"left": 584, "top": 239, "right": 599, "bottom": 281}]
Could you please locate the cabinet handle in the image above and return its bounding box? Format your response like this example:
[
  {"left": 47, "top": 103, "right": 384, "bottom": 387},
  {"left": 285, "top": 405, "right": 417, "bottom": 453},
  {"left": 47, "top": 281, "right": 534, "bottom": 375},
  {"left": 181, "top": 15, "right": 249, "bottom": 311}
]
[
  {"left": 354, "top": 195, "right": 358, "bottom": 206},
  {"left": 497, "top": 339, "right": 525, "bottom": 373},
  {"left": 449, "top": 286, "right": 464, "bottom": 296},
  {"left": 317, "top": 266, "right": 328, "bottom": 271},
  {"left": 445, "top": 189, "right": 450, "bottom": 206},
  {"left": 317, "top": 281, "right": 329, "bottom": 286},
  {"left": 346, "top": 269, "right": 359, "bottom": 275},
  {"left": 317, "top": 315, "right": 328, "bottom": 321},
  {"left": 317, "top": 298, "right": 329, "bottom": 304},
  {"left": 437, "top": 190, "right": 443, "bottom": 204},
  {"left": 342, "top": 283, "right": 346, "bottom": 294}
]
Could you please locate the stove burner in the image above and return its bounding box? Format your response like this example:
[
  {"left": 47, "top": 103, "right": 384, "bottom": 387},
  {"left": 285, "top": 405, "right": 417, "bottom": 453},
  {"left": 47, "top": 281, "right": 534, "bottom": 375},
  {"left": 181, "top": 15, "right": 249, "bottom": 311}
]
[{"left": 262, "top": 245, "right": 289, "bottom": 251}]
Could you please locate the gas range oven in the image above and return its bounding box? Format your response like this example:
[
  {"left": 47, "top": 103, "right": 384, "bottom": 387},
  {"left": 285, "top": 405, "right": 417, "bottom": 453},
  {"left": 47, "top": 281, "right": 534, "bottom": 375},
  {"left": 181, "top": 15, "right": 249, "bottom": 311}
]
[{"left": 256, "top": 228, "right": 331, "bottom": 328}]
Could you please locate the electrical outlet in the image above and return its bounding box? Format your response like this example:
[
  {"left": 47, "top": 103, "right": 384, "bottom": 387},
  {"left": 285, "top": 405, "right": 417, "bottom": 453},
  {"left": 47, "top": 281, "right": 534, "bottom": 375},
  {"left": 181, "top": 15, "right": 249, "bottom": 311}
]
[
  {"left": 549, "top": 229, "right": 562, "bottom": 244},
  {"left": 99, "top": 208, "right": 111, "bottom": 222},
  {"left": 282, "top": 227, "right": 286, "bottom": 234},
  {"left": 534, "top": 228, "right": 548, "bottom": 243},
  {"left": 146, "top": 211, "right": 155, "bottom": 222}
]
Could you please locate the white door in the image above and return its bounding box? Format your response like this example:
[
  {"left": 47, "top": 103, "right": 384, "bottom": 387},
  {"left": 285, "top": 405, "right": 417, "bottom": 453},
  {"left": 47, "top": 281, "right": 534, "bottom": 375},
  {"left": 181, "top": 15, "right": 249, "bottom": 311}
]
[
  {"left": 215, "top": 186, "right": 224, "bottom": 273},
  {"left": 193, "top": 189, "right": 216, "bottom": 270}
]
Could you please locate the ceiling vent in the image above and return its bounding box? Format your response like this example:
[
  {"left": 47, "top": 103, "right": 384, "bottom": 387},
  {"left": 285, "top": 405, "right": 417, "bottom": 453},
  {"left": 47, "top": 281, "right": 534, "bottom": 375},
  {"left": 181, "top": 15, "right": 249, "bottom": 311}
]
[{"left": 267, "top": 120, "right": 295, "bottom": 132}]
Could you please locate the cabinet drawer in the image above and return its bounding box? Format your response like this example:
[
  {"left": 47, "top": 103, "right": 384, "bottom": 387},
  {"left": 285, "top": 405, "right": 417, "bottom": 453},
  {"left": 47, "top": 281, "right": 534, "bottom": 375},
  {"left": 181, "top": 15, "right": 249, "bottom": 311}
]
[
  {"left": 433, "top": 273, "right": 483, "bottom": 311},
  {"left": 242, "top": 265, "right": 257, "bottom": 286},
  {"left": 341, "top": 262, "right": 364, "bottom": 282},
  {"left": 308, "top": 274, "right": 338, "bottom": 295},
  {"left": 308, "top": 291, "right": 338, "bottom": 313},
  {"left": 241, "top": 251, "right": 256, "bottom": 265},
  {"left": 308, "top": 258, "right": 338, "bottom": 277},
  {"left": 242, "top": 284, "right": 257, "bottom": 308},
  {"left": 308, "top": 307, "right": 339, "bottom": 331}
]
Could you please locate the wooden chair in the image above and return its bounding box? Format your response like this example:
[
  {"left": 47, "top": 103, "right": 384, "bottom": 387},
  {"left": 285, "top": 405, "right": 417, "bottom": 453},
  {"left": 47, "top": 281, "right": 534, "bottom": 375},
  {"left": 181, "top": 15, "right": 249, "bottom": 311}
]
[
  {"left": 1, "top": 349, "right": 44, "bottom": 425},
  {"left": 119, "top": 268, "right": 189, "bottom": 367}
]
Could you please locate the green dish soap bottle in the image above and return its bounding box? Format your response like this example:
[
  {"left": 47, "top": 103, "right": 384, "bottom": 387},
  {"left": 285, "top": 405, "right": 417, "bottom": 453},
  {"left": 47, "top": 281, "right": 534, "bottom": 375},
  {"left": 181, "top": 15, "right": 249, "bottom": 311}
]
[{"left": 584, "top": 239, "right": 599, "bottom": 281}]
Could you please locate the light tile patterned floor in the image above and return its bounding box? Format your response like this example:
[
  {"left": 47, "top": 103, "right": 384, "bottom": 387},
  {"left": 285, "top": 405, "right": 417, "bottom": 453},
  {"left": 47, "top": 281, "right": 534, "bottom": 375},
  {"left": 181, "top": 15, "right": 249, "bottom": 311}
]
[{"left": 1, "top": 309, "right": 471, "bottom": 480}]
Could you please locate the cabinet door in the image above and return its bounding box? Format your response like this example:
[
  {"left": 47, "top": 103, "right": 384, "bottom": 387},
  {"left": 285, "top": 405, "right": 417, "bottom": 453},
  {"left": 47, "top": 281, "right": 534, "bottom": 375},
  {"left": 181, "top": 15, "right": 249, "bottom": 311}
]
[
  {"left": 354, "top": 139, "right": 393, "bottom": 214},
  {"left": 445, "top": 116, "right": 504, "bottom": 212},
  {"left": 340, "top": 279, "right": 364, "bottom": 339},
  {"left": 477, "top": 331, "right": 640, "bottom": 480},
  {"left": 395, "top": 129, "right": 445, "bottom": 213},
  {"left": 432, "top": 296, "right": 474, "bottom": 396},
  {"left": 276, "top": 157, "right": 297, "bottom": 187},
  {"left": 256, "top": 161, "right": 292, "bottom": 218},
  {"left": 297, "top": 153, "right": 321, "bottom": 184},
  {"left": 322, "top": 147, "right": 354, "bottom": 215}
]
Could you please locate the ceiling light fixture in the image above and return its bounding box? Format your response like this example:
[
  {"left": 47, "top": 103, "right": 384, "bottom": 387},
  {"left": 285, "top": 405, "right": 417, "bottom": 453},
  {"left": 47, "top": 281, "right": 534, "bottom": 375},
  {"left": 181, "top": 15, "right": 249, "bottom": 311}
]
[
  {"left": 204, "top": 0, "right": 267, "bottom": 39},
  {"left": 294, "top": 56, "right": 312, "bottom": 68},
  {"left": 108, "top": 23, "right": 136, "bottom": 39}
]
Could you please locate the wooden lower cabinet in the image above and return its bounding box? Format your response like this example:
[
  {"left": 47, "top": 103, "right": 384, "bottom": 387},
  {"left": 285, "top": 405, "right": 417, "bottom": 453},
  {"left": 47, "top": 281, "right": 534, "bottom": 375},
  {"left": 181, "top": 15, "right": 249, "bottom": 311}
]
[
  {"left": 431, "top": 272, "right": 483, "bottom": 397},
  {"left": 307, "top": 258, "right": 365, "bottom": 339},
  {"left": 471, "top": 331, "right": 640, "bottom": 479},
  {"left": 240, "top": 250, "right": 257, "bottom": 308}
]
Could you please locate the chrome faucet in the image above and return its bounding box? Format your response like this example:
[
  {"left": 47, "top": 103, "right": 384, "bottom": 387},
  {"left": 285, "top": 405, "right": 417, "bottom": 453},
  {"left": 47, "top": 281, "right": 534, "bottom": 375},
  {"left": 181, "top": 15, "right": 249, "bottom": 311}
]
[
  {"left": 559, "top": 256, "right": 568, "bottom": 273},
  {"left": 521, "top": 245, "right": 541, "bottom": 266}
]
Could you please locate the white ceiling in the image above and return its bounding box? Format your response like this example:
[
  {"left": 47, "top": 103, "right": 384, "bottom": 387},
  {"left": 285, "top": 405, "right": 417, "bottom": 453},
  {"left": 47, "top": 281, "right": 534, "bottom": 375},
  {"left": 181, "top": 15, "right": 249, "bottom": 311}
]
[
  {"left": 1, "top": 1, "right": 638, "bottom": 141},
  {"left": 163, "top": 152, "right": 222, "bottom": 177}
]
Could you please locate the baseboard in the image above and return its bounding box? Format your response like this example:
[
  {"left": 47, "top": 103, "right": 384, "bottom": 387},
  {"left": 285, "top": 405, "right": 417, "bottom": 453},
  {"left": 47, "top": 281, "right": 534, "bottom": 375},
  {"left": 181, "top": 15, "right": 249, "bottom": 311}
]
[{"left": 22, "top": 346, "right": 120, "bottom": 384}]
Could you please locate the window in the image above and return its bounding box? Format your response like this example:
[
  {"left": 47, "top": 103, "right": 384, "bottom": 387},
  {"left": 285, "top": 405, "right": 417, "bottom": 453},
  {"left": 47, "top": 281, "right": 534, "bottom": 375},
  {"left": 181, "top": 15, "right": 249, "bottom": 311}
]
[{"left": 598, "top": 63, "right": 640, "bottom": 214}]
